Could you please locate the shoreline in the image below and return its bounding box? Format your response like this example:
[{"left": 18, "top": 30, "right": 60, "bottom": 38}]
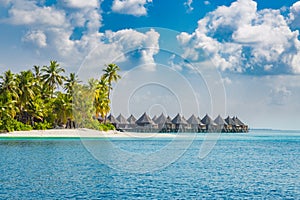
[{"left": 0, "top": 128, "right": 178, "bottom": 139}]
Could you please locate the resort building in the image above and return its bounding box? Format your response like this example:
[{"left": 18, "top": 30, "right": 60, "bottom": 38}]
[
  {"left": 214, "top": 115, "right": 228, "bottom": 132},
  {"left": 107, "top": 114, "right": 119, "bottom": 128},
  {"left": 116, "top": 114, "right": 128, "bottom": 129},
  {"left": 127, "top": 114, "right": 137, "bottom": 129},
  {"left": 201, "top": 114, "right": 218, "bottom": 132},
  {"left": 172, "top": 114, "right": 188, "bottom": 132},
  {"left": 110, "top": 113, "right": 249, "bottom": 133}
]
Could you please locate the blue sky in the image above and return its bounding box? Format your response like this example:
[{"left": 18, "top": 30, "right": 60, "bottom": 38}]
[{"left": 1, "top": 0, "right": 300, "bottom": 130}]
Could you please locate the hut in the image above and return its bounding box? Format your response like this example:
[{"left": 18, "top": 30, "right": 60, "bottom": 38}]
[
  {"left": 152, "top": 115, "right": 158, "bottom": 122},
  {"left": 107, "top": 114, "right": 119, "bottom": 128},
  {"left": 224, "top": 116, "right": 236, "bottom": 132},
  {"left": 187, "top": 114, "right": 204, "bottom": 132},
  {"left": 165, "top": 116, "right": 173, "bottom": 132},
  {"left": 172, "top": 113, "right": 188, "bottom": 132},
  {"left": 155, "top": 113, "right": 167, "bottom": 128},
  {"left": 127, "top": 114, "right": 137, "bottom": 129},
  {"left": 155, "top": 113, "right": 173, "bottom": 132},
  {"left": 116, "top": 114, "right": 128, "bottom": 129},
  {"left": 214, "top": 115, "right": 228, "bottom": 132},
  {"left": 201, "top": 114, "right": 217, "bottom": 132},
  {"left": 233, "top": 116, "right": 248, "bottom": 132},
  {"left": 136, "top": 113, "right": 157, "bottom": 132}
]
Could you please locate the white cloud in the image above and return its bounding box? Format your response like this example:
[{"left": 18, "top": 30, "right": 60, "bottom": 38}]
[
  {"left": 112, "top": 0, "right": 152, "bottom": 16},
  {"left": 22, "top": 30, "right": 47, "bottom": 48},
  {"left": 1, "top": 0, "right": 159, "bottom": 74},
  {"left": 221, "top": 77, "right": 232, "bottom": 85},
  {"left": 63, "top": 0, "right": 98, "bottom": 9},
  {"left": 105, "top": 28, "right": 160, "bottom": 71},
  {"left": 177, "top": 0, "right": 300, "bottom": 74},
  {"left": 184, "top": 0, "right": 193, "bottom": 12},
  {"left": 6, "top": 1, "right": 66, "bottom": 27},
  {"left": 168, "top": 54, "right": 183, "bottom": 71},
  {"left": 204, "top": 1, "right": 210, "bottom": 5},
  {"left": 289, "top": 1, "right": 300, "bottom": 28}
]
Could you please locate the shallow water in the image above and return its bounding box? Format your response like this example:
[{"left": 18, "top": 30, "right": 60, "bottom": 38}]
[{"left": 0, "top": 130, "right": 299, "bottom": 199}]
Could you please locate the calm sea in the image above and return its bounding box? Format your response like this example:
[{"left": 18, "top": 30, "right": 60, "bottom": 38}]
[{"left": 0, "top": 130, "right": 299, "bottom": 199}]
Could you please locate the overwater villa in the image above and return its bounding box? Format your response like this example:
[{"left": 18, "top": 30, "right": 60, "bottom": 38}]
[
  {"left": 116, "top": 114, "right": 128, "bottom": 129},
  {"left": 109, "top": 113, "right": 249, "bottom": 133}
]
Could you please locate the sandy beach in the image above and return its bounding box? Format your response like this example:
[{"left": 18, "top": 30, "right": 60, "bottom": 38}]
[{"left": 0, "top": 128, "right": 177, "bottom": 138}]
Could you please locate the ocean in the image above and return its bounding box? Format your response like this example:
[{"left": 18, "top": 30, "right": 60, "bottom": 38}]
[{"left": 0, "top": 130, "right": 299, "bottom": 199}]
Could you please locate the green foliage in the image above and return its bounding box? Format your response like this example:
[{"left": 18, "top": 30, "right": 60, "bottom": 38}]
[
  {"left": 82, "top": 119, "right": 102, "bottom": 130},
  {"left": 33, "top": 121, "right": 52, "bottom": 130},
  {"left": 0, "top": 118, "right": 32, "bottom": 132},
  {"left": 94, "top": 63, "right": 121, "bottom": 122},
  {"left": 13, "top": 120, "right": 33, "bottom": 131},
  {"left": 99, "top": 123, "right": 116, "bottom": 131},
  {"left": 0, "top": 61, "right": 121, "bottom": 132}
]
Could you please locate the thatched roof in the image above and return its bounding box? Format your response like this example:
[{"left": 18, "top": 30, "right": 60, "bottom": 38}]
[
  {"left": 225, "top": 116, "right": 237, "bottom": 126},
  {"left": 136, "top": 112, "right": 154, "bottom": 125},
  {"left": 214, "top": 115, "right": 227, "bottom": 125},
  {"left": 201, "top": 114, "right": 217, "bottom": 126},
  {"left": 152, "top": 115, "right": 158, "bottom": 122},
  {"left": 187, "top": 114, "right": 201, "bottom": 125},
  {"left": 172, "top": 114, "right": 188, "bottom": 125},
  {"left": 116, "top": 114, "right": 128, "bottom": 124},
  {"left": 233, "top": 116, "right": 245, "bottom": 126},
  {"left": 127, "top": 114, "right": 137, "bottom": 124},
  {"left": 107, "top": 114, "right": 119, "bottom": 124},
  {"left": 155, "top": 113, "right": 167, "bottom": 124},
  {"left": 166, "top": 116, "right": 173, "bottom": 124}
]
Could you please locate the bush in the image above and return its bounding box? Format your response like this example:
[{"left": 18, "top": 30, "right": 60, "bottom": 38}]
[
  {"left": 99, "top": 123, "right": 116, "bottom": 131},
  {"left": 14, "top": 120, "right": 32, "bottom": 131},
  {"left": 33, "top": 121, "right": 52, "bottom": 130},
  {"left": 82, "top": 119, "right": 101, "bottom": 130},
  {"left": 79, "top": 119, "right": 115, "bottom": 131},
  {"left": 0, "top": 118, "right": 33, "bottom": 132}
]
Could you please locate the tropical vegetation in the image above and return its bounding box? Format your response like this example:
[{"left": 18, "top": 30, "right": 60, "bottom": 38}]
[{"left": 0, "top": 61, "right": 121, "bottom": 132}]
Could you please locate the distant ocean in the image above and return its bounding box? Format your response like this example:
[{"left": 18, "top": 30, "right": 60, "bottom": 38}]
[{"left": 0, "top": 130, "right": 299, "bottom": 199}]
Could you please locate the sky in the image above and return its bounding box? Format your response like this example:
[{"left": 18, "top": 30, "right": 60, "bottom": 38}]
[{"left": 1, "top": 0, "right": 300, "bottom": 130}]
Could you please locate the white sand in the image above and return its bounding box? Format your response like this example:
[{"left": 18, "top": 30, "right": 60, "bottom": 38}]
[{"left": 0, "top": 128, "right": 177, "bottom": 138}]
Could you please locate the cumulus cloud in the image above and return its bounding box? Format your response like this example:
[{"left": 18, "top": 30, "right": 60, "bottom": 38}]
[
  {"left": 63, "top": 0, "right": 98, "bottom": 9},
  {"left": 105, "top": 28, "right": 160, "bottom": 71},
  {"left": 112, "top": 0, "right": 152, "bottom": 16},
  {"left": 22, "top": 30, "right": 47, "bottom": 48},
  {"left": 177, "top": 0, "right": 300, "bottom": 74},
  {"left": 6, "top": 1, "right": 66, "bottom": 26},
  {"left": 1, "top": 0, "right": 160, "bottom": 73},
  {"left": 289, "top": 1, "right": 300, "bottom": 28}
]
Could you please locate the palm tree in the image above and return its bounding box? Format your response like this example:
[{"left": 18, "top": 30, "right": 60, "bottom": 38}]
[
  {"left": 64, "top": 73, "right": 80, "bottom": 97},
  {"left": 33, "top": 65, "right": 42, "bottom": 81},
  {"left": 0, "top": 70, "right": 19, "bottom": 102},
  {"left": 94, "top": 78, "right": 110, "bottom": 120},
  {"left": 53, "top": 92, "right": 73, "bottom": 125},
  {"left": 102, "top": 63, "right": 121, "bottom": 100},
  {"left": 101, "top": 63, "right": 121, "bottom": 122},
  {"left": 41, "top": 61, "right": 65, "bottom": 97},
  {"left": 16, "top": 70, "right": 35, "bottom": 124}
]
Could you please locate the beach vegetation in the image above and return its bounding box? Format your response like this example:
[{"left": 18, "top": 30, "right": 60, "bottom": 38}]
[
  {"left": 0, "top": 61, "right": 121, "bottom": 132},
  {"left": 99, "top": 123, "right": 116, "bottom": 131}
]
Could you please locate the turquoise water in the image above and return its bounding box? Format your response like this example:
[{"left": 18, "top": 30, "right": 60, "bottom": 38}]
[{"left": 0, "top": 130, "right": 299, "bottom": 199}]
